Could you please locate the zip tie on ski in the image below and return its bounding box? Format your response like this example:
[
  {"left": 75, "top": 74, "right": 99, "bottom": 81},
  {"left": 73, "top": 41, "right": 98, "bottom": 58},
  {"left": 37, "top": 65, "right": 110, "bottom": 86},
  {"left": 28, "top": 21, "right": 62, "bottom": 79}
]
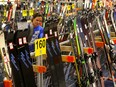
[{"left": 81, "top": 59, "right": 85, "bottom": 64}]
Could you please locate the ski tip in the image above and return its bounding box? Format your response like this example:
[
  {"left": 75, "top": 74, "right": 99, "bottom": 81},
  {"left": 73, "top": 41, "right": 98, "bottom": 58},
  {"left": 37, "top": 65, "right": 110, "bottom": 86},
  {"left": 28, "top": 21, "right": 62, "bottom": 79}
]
[{"left": 95, "top": 41, "right": 104, "bottom": 47}]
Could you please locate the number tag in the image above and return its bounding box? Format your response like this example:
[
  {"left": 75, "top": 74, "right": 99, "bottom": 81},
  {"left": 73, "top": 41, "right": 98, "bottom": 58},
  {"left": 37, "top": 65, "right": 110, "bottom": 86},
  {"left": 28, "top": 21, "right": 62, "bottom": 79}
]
[
  {"left": 18, "top": 38, "right": 23, "bottom": 45},
  {"left": 22, "top": 10, "right": 27, "bottom": 17},
  {"left": 72, "top": 4, "right": 75, "bottom": 9},
  {"left": 67, "top": 5, "right": 71, "bottom": 10},
  {"left": 4, "top": 10, "right": 6, "bottom": 17},
  {"left": 29, "top": 9, "right": 34, "bottom": 16},
  {"left": 35, "top": 38, "right": 46, "bottom": 57},
  {"left": 9, "top": 42, "right": 14, "bottom": 50}
]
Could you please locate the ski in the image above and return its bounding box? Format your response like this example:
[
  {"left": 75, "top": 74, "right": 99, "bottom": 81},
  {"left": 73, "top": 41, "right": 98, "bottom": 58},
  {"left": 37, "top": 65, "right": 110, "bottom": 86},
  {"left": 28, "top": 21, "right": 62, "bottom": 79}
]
[
  {"left": 14, "top": 29, "right": 37, "bottom": 87},
  {"left": 45, "top": 16, "right": 66, "bottom": 87},
  {"left": 5, "top": 31, "right": 24, "bottom": 87}
]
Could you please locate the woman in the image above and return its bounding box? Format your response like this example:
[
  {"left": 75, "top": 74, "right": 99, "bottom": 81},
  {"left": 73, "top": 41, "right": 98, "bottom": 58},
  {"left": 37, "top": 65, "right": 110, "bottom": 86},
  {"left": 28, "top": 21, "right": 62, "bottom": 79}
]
[{"left": 28, "top": 13, "right": 44, "bottom": 52}]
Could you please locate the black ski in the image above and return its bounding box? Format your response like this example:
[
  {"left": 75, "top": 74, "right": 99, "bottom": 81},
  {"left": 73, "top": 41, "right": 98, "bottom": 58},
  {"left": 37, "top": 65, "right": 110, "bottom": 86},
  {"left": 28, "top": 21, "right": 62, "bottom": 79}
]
[
  {"left": 44, "top": 16, "right": 66, "bottom": 87},
  {"left": 14, "top": 29, "right": 36, "bottom": 87},
  {"left": 5, "top": 31, "right": 24, "bottom": 87}
]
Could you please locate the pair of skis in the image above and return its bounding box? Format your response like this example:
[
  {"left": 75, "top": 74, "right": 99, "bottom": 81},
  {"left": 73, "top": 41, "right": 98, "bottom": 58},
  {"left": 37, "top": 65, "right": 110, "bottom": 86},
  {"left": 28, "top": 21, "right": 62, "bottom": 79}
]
[
  {"left": 44, "top": 16, "right": 66, "bottom": 87},
  {"left": 5, "top": 29, "right": 36, "bottom": 87}
]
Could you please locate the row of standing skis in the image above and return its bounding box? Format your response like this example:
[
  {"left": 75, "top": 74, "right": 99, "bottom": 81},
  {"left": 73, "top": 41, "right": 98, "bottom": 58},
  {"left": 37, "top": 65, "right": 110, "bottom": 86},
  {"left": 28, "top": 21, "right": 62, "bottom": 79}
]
[
  {"left": 49, "top": 8, "right": 116, "bottom": 87},
  {"left": 34, "top": 7, "right": 116, "bottom": 87},
  {"left": 1, "top": 3, "right": 116, "bottom": 87},
  {"left": 1, "top": 9, "right": 116, "bottom": 87}
]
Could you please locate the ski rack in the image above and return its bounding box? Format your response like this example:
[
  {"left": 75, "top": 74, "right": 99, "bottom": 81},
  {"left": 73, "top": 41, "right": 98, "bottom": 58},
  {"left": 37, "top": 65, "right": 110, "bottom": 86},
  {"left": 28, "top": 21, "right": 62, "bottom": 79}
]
[
  {"left": 30, "top": 39, "right": 93, "bottom": 62},
  {"left": 35, "top": 55, "right": 44, "bottom": 87},
  {"left": 0, "top": 0, "right": 116, "bottom": 87},
  {"left": 59, "top": 40, "right": 94, "bottom": 63},
  {"left": 58, "top": 7, "right": 116, "bottom": 86},
  {"left": 30, "top": 51, "right": 46, "bottom": 87},
  {"left": 60, "top": 45, "right": 75, "bottom": 63}
]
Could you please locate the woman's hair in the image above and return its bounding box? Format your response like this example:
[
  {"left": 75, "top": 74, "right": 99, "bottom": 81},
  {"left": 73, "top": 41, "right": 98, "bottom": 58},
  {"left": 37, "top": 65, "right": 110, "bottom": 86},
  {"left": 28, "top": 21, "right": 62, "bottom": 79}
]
[{"left": 31, "top": 13, "right": 43, "bottom": 22}]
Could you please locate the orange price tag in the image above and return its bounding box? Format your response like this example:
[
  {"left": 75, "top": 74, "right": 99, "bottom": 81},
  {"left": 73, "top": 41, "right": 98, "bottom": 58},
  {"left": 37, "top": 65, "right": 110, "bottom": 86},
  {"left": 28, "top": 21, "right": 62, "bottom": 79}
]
[
  {"left": 109, "top": 1, "right": 113, "bottom": 8},
  {"left": 4, "top": 80, "right": 12, "bottom": 87},
  {"left": 38, "top": 66, "right": 47, "bottom": 73},
  {"left": 113, "top": 39, "right": 116, "bottom": 44},
  {"left": 92, "top": 0, "right": 97, "bottom": 9},
  {"left": 87, "top": 48, "right": 93, "bottom": 54},
  {"left": 67, "top": 56, "right": 75, "bottom": 62},
  {"left": 95, "top": 41, "right": 104, "bottom": 47}
]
